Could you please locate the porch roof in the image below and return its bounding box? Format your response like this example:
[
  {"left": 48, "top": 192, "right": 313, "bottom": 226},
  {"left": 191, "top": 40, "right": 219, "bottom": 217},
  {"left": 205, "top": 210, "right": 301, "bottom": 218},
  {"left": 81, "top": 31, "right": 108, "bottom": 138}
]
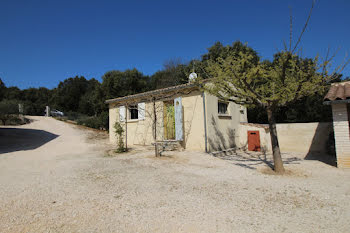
[{"left": 105, "top": 82, "right": 201, "bottom": 105}]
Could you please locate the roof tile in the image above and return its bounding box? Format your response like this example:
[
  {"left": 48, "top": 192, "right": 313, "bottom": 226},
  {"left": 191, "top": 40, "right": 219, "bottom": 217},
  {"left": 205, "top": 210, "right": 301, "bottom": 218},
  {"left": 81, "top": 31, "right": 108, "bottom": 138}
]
[{"left": 324, "top": 81, "right": 350, "bottom": 101}]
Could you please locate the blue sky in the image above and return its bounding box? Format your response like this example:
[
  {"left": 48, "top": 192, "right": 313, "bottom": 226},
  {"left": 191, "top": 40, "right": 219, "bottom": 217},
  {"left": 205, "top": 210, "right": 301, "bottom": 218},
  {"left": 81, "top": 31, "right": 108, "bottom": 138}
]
[{"left": 0, "top": 0, "right": 349, "bottom": 89}]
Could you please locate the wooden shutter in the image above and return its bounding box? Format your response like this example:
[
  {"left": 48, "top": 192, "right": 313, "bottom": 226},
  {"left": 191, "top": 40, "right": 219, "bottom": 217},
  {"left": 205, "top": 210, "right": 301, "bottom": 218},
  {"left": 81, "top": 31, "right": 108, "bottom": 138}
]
[
  {"left": 138, "top": 102, "right": 145, "bottom": 120},
  {"left": 174, "top": 97, "right": 183, "bottom": 141},
  {"left": 119, "top": 106, "right": 125, "bottom": 122}
]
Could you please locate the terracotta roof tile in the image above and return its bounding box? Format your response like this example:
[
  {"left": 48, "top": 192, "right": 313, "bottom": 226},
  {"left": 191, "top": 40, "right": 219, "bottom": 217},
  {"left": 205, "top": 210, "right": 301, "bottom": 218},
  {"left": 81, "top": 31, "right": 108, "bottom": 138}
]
[{"left": 324, "top": 81, "right": 350, "bottom": 101}]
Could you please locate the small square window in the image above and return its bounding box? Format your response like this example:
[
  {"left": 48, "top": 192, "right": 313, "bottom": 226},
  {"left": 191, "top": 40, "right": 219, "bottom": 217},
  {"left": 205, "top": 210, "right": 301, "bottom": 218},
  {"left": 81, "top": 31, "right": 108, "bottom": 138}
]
[
  {"left": 129, "top": 105, "right": 138, "bottom": 120},
  {"left": 218, "top": 102, "right": 228, "bottom": 115}
]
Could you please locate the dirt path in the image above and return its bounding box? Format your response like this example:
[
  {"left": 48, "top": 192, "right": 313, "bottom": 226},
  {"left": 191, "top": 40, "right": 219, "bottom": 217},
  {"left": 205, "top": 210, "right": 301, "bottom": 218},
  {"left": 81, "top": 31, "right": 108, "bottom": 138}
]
[{"left": 0, "top": 116, "right": 349, "bottom": 233}]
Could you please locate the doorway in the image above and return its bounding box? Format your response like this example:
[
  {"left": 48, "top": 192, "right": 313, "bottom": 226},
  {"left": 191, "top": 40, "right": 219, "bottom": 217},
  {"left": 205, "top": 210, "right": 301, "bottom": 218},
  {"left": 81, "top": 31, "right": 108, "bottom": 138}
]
[{"left": 248, "top": 131, "right": 261, "bottom": 151}]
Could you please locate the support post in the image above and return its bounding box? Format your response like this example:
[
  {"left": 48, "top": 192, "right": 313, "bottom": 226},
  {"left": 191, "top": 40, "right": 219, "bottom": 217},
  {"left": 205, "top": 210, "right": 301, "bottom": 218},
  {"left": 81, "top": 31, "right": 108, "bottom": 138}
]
[
  {"left": 202, "top": 92, "right": 208, "bottom": 153},
  {"left": 153, "top": 97, "right": 159, "bottom": 157},
  {"left": 46, "top": 106, "right": 50, "bottom": 117},
  {"left": 125, "top": 104, "right": 128, "bottom": 151}
]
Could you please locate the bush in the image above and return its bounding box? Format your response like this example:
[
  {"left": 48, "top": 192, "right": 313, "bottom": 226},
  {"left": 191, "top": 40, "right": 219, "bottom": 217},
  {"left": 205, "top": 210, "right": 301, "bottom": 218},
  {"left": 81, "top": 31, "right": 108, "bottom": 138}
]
[
  {"left": 0, "top": 100, "right": 20, "bottom": 125},
  {"left": 77, "top": 117, "right": 98, "bottom": 128},
  {"left": 54, "top": 110, "right": 108, "bottom": 131},
  {"left": 65, "top": 111, "right": 86, "bottom": 121},
  {"left": 76, "top": 112, "right": 108, "bottom": 130},
  {"left": 114, "top": 121, "right": 125, "bottom": 152},
  {"left": 98, "top": 111, "right": 109, "bottom": 130}
]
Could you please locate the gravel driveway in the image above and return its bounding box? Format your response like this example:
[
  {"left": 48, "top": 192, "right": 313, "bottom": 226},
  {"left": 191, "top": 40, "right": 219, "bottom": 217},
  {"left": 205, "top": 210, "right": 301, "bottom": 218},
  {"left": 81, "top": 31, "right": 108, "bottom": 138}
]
[{"left": 0, "top": 116, "right": 349, "bottom": 233}]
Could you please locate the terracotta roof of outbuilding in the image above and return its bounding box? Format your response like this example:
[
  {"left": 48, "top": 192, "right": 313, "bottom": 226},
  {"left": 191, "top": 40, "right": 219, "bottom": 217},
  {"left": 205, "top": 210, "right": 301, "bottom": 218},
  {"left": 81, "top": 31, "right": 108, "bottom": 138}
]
[{"left": 324, "top": 81, "right": 350, "bottom": 101}]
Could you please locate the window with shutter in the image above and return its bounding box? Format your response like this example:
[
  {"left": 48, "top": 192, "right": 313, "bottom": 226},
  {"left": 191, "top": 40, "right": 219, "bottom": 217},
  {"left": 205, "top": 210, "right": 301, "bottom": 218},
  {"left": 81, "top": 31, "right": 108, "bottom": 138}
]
[{"left": 128, "top": 105, "right": 138, "bottom": 120}]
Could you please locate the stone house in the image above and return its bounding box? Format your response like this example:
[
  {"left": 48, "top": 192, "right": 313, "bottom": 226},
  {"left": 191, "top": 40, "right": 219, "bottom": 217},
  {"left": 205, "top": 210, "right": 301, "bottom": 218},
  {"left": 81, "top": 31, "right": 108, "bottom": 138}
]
[
  {"left": 106, "top": 82, "right": 247, "bottom": 152},
  {"left": 324, "top": 81, "right": 350, "bottom": 168}
]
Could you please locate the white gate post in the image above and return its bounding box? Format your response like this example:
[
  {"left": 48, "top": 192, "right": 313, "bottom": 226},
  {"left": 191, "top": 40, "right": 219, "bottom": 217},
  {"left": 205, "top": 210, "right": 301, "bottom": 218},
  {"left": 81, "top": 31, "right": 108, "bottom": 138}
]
[{"left": 46, "top": 106, "right": 50, "bottom": 117}]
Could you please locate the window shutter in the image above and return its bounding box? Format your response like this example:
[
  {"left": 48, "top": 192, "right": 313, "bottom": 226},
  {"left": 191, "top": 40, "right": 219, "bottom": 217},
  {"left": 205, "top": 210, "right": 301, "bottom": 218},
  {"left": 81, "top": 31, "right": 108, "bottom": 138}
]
[
  {"left": 119, "top": 106, "right": 125, "bottom": 122},
  {"left": 174, "top": 97, "right": 183, "bottom": 140},
  {"left": 138, "top": 102, "right": 145, "bottom": 120}
]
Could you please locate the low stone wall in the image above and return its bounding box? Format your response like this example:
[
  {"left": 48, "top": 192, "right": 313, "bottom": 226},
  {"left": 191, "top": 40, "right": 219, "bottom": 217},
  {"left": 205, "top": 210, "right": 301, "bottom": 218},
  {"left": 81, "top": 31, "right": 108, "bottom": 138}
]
[{"left": 237, "top": 122, "right": 333, "bottom": 157}]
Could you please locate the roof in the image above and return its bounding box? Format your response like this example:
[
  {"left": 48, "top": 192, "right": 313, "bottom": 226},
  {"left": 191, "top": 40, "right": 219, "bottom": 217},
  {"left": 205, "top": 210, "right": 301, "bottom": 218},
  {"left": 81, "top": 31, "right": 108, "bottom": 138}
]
[
  {"left": 324, "top": 81, "right": 350, "bottom": 103},
  {"left": 105, "top": 82, "right": 201, "bottom": 105}
]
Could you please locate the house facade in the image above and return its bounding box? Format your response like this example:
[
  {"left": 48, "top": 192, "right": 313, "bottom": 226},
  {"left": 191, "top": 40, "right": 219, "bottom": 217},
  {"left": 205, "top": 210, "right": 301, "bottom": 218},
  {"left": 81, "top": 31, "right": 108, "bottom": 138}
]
[
  {"left": 324, "top": 81, "right": 350, "bottom": 168},
  {"left": 106, "top": 83, "right": 247, "bottom": 152}
]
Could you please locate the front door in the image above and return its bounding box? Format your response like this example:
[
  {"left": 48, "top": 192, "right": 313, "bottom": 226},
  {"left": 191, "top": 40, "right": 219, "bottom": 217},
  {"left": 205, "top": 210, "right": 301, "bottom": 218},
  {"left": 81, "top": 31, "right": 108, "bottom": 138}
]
[
  {"left": 248, "top": 131, "right": 261, "bottom": 151},
  {"left": 163, "top": 101, "right": 175, "bottom": 140}
]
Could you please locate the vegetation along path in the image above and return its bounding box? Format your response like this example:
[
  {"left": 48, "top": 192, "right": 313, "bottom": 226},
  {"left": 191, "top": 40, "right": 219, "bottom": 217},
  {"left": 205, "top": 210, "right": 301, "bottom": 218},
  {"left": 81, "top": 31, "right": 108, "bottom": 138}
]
[{"left": 0, "top": 116, "right": 349, "bottom": 232}]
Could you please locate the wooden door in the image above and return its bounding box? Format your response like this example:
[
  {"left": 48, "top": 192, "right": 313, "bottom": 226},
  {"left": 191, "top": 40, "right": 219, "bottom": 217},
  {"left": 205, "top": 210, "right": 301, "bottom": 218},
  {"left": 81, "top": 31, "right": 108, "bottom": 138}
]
[
  {"left": 163, "top": 102, "right": 175, "bottom": 140},
  {"left": 248, "top": 131, "right": 261, "bottom": 151}
]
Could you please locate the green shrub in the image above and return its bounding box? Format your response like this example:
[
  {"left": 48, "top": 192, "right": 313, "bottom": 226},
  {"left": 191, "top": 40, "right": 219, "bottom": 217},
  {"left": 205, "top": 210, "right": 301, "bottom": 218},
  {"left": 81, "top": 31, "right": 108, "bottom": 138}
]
[
  {"left": 114, "top": 121, "right": 125, "bottom": 153},
  {"left": 65, "top": 111, "right": 86, "bottom": 121},
  {"left": 61, "top": 111, "right": 108, "bottom": 131},
  {"left": 76, "top": 112, "right": 108, "bottom": 130},
  {"left": 98, "top": 111, "right": 109, "bottom": 131},
  {"left": 0, "top": 100, "right": 19, "bottom": 125}
]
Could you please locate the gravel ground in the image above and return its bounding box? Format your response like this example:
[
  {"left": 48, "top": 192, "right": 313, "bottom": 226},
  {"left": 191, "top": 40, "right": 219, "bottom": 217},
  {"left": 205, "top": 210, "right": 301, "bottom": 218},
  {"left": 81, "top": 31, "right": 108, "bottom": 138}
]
[{"left": 0, "top": 116, "right": 349, "bottom": 233}]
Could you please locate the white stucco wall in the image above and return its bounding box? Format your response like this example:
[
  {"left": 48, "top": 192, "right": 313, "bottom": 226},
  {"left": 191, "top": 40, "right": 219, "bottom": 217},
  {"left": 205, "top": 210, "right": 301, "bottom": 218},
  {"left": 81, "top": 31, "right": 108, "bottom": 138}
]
[
  {"left": 205, "top": 93, "right": 247, "bottom": 152},
  {"left": 108, "top": 91, "right": 247, "bottom": 152},
  {"left": 108, "top": 91, "right": 207, "bottom": 151},
  {"left": 238, "top": 122, "right": 333, "bottom": 158}
]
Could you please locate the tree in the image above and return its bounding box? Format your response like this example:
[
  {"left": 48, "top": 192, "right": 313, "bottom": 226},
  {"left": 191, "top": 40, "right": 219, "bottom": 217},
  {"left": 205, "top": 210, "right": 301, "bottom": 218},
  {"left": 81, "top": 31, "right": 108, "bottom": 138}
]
[
  {"left": 22, "top": 87, "right": 52, "bottom": 115},
  {"left": 4, "top": 86, "right": 21, "bottom": 100},
  {"left": 204, "top": 44, "right": 332, "bottom": 173},
  {"left": 149, "top": 58, "right": 190, "bottom": 90},
  {"left": 101, "top": 69, "right": 149, "bottom": 99},
  {"left": 0, "top": 78, "right": 6, "bottom": 101},
  {"left": 78, "top": 79, "right": 101, "bottom": 116},
  {"left": 0, "top": 99, "right": 19, "bottom": 125},
  {"left": 203, "top": 3, "right": 345, "bottom": 173},
  {"left": 51, "top": 76, "right": 102, "bottom": 115},
  {"left": 52, "top": 76, "right": 89, "bottom": 112}
]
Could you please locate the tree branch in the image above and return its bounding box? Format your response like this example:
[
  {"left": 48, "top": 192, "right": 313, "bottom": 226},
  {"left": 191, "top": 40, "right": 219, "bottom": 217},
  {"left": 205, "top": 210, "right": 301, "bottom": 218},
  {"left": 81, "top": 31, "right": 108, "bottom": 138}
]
[{"left": 291, "top": 0, "right": 315, "bottom": 53}]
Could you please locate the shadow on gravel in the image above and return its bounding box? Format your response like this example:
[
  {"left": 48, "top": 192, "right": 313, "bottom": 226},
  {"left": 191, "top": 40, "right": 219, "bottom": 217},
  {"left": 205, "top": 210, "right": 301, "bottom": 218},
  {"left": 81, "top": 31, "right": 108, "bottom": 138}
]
[
  {"left": 0, "top": 128, "right": 59, "bottom": 154},
  {"left": 212, "top": 150, "right": 301, "bottom": 170}
]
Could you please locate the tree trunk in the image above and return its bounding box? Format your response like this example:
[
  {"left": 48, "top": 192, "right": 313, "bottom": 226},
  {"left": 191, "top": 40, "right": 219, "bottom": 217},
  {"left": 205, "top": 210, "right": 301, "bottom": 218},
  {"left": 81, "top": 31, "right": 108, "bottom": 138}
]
[{"left": 266, "top": 107, "right": 285, "bottom": 173}]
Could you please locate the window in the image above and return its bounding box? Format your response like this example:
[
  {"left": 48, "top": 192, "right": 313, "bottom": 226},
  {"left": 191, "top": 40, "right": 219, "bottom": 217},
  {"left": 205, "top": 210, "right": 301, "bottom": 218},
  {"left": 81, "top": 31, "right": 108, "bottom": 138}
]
[
  {"left": 129, "top": 105, "right": 138, "bottom": 120},
  {"left": 120, "top": 103, "right": 145, "bottom": 121},
  {"left": 218, "top": 102, "right": 228, "bottom": 115}
]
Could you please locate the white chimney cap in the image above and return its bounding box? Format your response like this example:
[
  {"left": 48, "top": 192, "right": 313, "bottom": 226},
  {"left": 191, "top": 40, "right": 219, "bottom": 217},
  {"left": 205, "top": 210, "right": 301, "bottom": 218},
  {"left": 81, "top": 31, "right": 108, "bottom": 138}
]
[{"left": 189, "top": 72, "right": 197, "bottom": 83}]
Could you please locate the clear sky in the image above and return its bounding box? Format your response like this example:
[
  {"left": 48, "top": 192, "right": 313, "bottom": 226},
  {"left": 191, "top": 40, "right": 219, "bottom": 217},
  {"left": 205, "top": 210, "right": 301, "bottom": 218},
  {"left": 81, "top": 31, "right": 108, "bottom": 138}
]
[{"left": 0, "top": 0, "right": 349, "bottom": 89}]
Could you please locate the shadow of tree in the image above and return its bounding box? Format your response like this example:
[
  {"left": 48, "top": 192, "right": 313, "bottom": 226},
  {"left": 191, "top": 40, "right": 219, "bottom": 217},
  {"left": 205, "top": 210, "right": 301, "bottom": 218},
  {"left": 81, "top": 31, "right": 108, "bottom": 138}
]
[
  {"left": 0, "top": 128, "right": 59, "bottom": 154},
  {"left": 304, "top": 123, "right": 336, "bottom": 167},
  {"left": 208, "top": 116, "right": 237, "bottom": 151},
  {"left": 213, "top": 150, "right": 301, "bottom": 170}
]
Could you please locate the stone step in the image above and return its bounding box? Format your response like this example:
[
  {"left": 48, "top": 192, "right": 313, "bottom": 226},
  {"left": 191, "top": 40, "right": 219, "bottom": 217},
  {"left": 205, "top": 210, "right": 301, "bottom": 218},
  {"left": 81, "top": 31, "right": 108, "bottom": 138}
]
[{"left": 152, "top": 140, "right": 183, "bottom": 153}]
